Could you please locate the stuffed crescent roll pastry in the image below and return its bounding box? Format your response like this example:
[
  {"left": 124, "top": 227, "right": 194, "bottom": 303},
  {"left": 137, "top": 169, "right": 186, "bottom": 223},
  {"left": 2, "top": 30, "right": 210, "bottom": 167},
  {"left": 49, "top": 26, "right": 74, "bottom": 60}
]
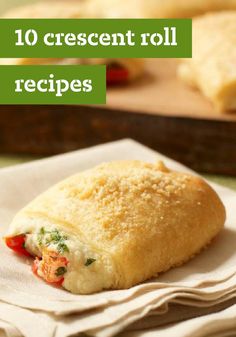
[
  {"left": 85, "top": 0, "right": 236, "bottom": 18},
  {"left": 5, "top": 161, "right": 225, "bottom": 294},
  {"left": 2, "top": 1, "right": 85, "bottom": 19},
  {"left": 178, "top": 11, "right": 236, "bottom": 113},
  {"left": 144, "top": 0, "right": 236, "bottom": 18},
  {"left": 0, "top": 57, "right": 143, "bottom": 84},
  {"left": 2, "top": 1, "right": 144, "bottom": 84},
  {"left": 84, "top": 0, "right": 144, "bottom": 18}
]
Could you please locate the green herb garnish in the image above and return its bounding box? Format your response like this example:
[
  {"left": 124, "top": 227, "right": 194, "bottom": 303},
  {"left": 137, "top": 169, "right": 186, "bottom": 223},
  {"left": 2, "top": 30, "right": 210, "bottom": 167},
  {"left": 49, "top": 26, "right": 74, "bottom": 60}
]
[
  {"left": 85, "top": 258, "right": 96, "bottom": 266},
  {"left": 55, "top": 266, "right": 67, "bottom": 277},
  {"left": 57, "top": 242, "right": 69, "bottom": 254},
  {"left": 37, "top": 227, "right": 46, "bottom": 246},
  {"left": 37, "top": 227, "right": 69, "bottom": 253}
]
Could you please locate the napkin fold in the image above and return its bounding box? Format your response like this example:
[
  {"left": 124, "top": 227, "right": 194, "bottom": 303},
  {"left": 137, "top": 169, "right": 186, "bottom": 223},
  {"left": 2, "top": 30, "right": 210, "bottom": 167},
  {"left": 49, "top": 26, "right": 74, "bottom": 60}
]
[
  {"left": 125, "top": 298, "right": 236, "bottom": 332},
  {"left": 0, "top": 139, "right": 236, "bottom": 337},
  {"left": 121, "top": 301, "right": 236, "bottom": 337},
  {"left": 0, "top": 319, "right": 21, "bottom": 337}
]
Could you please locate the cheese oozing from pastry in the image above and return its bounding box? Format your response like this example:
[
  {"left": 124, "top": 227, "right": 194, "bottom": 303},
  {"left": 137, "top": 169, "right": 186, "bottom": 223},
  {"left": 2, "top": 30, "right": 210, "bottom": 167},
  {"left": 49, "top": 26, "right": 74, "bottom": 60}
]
[{"left": 11, "top": 223, "right": 115, "bottom": 294}]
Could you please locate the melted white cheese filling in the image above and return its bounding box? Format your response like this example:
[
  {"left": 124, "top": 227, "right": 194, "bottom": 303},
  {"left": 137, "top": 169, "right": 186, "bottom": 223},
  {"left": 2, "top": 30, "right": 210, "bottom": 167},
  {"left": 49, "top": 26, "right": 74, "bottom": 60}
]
[{"left": 11, "top": 223, "right": 114, "bottom": 294}]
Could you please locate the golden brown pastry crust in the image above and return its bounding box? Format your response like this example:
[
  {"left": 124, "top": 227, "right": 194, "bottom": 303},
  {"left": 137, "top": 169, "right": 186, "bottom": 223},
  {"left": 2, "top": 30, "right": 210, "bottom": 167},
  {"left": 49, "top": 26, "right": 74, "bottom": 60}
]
[
  {"left": 8, "top": 160, "right": 225, "bottom": 292},
  {"left": 145, "top": 0, "right": 236, "bottom": 18},
  {"left": 2, "top": 1, "right": 85, "bottom": 18},
  {"left": 84, "top": 0, "right": 236, "bottom": 18},
  {"left": 5, "top": 0, "right": 236, "bottom": 19},
  {"left": 178, "top": 11, "right": 236, "bottom": 113}
]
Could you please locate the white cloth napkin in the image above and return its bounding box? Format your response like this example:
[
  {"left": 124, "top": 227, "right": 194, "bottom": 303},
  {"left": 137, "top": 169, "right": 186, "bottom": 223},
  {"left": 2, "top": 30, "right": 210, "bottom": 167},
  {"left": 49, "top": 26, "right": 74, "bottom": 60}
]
[
  {"left": 124, "top": 298, "right": 236, "bottom": 332},
  {"left": 121, "top": 301, "right": 236, "bottom": 337},
  {"left": 0, "top": 139, "right": 236, "bottom": 337}
]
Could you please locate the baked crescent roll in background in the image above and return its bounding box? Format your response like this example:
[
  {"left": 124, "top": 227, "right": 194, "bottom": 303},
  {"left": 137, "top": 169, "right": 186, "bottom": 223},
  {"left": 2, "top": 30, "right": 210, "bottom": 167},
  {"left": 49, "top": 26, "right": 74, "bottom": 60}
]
[
  {"left": 178, "top": 11, "right": 236, "bottom": 113},
  {"left": 1, "top": 1, "right": 144, "bottom": 84},
  {"left": 5, "top": 160, "right": 225, "bottom": 294},
  {"left": 85, "top": 0, "right": 236, "bottom": 18},
  {"left": 144, "top": 0, "right": 236, "bottom": 18},
  {"left": 2, "top": 1, "right": 85, "bottom": 19},
  {"left": 0, "top": 56, "right": 144, "bottom": 84}
]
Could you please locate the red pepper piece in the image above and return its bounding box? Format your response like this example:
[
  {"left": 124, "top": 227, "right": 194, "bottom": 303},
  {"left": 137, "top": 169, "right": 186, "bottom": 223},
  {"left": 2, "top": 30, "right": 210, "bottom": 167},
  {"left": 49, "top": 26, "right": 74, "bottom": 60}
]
[
  {"left": 107, "top": 67, "right": 129, "bottom": 85},
  {"left": 5, "top": 234, "right": 31, "bottom": 257},
  {"left": 52, "top": 277, "right": 64, "bottom": 287},
  {"left": 32, "top": 254, "right": 65, "bottom": 288},
  {"left": 32, "top": 257, "right": 40, "bottom": 275}
]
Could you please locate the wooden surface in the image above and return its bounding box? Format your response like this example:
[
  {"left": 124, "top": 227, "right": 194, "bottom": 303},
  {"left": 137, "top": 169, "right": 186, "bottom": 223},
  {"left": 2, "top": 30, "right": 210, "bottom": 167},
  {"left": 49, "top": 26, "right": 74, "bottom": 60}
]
[
  {"left": 0, "top": 59, "right": 236, "bottom": 175},
  {"left": 106, "top": 59, "right": 236, "bottom": 121},
  {"left": 0, "top": 104, "right": 236, "bottom": 175}
]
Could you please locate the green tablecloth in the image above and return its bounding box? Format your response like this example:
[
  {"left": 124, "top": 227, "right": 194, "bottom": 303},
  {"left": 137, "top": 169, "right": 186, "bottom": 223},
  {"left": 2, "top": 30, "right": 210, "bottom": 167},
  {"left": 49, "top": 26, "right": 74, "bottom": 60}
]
[{"left": 0, "top": 155, "right": 236, "bottom": 192}]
